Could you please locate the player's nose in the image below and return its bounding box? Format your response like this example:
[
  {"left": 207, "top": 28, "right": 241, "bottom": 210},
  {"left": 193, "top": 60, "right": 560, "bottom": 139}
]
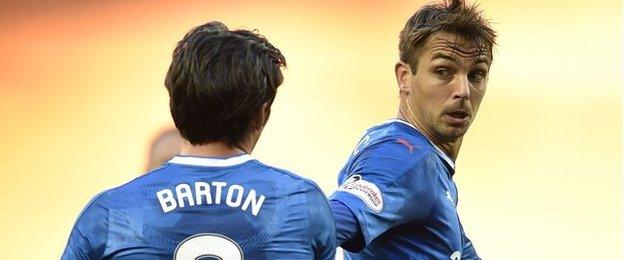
[{"left": 451, "top": 75, "right": 470, "bottom": 100}]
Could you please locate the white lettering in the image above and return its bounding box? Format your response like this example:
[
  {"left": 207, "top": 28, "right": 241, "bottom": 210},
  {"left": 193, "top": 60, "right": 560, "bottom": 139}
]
[
  {"left": 212, "top": 182, "right": 227, "bottom": 204},
  {"left": 242, "top": 189, "right": 265, "bottom": 216},
  {"left": 195, "top": 182, "right": 212, "bottom": 205},
  {"left": 176, "top": 183, "right": 195, "bottom": 207},
  {"left": 156, "top": 189, "right": 177, "bottom": 213},
  {"left": 226, "top": 185, "right": 244, "bottom": 208},
  {"left": 156, "top": 181, "right": 265, "bottom": 215}
]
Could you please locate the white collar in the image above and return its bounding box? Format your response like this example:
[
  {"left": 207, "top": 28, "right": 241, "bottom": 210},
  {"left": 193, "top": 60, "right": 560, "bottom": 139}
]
[
  {"left": 168, "top": 154, "right": 254, "bottom": 167},
  {"left": 386, "top": 118, "right": 456, "bottom": 170}
]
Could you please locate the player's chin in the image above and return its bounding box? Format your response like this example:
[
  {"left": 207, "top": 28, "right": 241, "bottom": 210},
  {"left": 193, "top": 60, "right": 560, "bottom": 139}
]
[{"left": 440, "top": 124, "right": 469, "bottom": 139}]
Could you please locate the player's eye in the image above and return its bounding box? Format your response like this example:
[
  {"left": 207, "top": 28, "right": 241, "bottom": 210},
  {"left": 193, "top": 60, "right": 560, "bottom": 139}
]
[
  {"left": 468, "top": 70, "right": 487, "bottom": 84},
  {"left": 435, "top": 68, "right": 451, "bottom": 79}
]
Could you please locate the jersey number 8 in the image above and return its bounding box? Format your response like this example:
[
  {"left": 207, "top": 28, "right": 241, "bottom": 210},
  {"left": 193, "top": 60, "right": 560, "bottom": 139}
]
[{"left": 174, "top": 233, "right": 244, "bottom": 260}]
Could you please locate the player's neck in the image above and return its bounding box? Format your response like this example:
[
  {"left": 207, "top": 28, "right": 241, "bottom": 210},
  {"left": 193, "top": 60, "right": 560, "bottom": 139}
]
[
  {"left": 396, "top": 111, "right": 462, "bottom": 161},
  {"left": 179, "top": 140, "right": 248, "bottom": 158},
  {"left": 438, "top": 138, "right": 462, "bottom": 161}
]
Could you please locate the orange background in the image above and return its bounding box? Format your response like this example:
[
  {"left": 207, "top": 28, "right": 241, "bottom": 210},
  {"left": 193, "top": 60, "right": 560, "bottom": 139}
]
[{"left": 0, "top": 0, "right": 621, "bottom": 259}]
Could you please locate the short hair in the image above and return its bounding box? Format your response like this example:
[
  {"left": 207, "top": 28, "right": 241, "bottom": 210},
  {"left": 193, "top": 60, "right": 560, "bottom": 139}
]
[
  {"left": 165, "top": 21, "right": 286, "bottom": 146},
  {"left": 399, "top": 0, "right": 497, "bottom": 73}
]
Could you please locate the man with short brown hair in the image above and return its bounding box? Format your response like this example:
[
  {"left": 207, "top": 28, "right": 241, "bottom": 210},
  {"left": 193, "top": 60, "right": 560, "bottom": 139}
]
[
  {"left": 62, "top": 21, "right": 336, "bottom": 260},
  {"left": 329, "top": 0, "right": 496, "bottom": 259}
]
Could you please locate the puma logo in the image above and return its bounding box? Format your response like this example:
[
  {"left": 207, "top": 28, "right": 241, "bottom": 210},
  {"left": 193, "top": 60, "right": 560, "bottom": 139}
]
[{"left": 396, "top": 138, "right": 416, "bottom": 153}]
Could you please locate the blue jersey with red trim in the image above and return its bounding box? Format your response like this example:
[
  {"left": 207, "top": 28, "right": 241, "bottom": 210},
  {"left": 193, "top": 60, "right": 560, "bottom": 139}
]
[
  {"left": 62, "top": 154, "right": 336, "bottom": 259},
  {"left": 330, "top": 119, "right": 480, "bottom": 260}
]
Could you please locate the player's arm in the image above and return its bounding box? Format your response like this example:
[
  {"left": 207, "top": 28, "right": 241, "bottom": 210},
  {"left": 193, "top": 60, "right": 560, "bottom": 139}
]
[
  {"left": 461, "top": 226, "right": 481, "bottom": 260},
  {"left": 329, "top": 142, "right": 438, "bottom": 252},
  {"left": 329, "top": 199, "right": 364, "bottom": 250},
  {"left": 61, "top": 192, "right": 109, "bottom": 260}
]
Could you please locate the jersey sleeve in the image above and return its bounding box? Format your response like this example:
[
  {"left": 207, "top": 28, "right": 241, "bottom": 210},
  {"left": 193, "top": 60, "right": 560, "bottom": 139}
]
[
  {"left": 61, "top": 192, "right": 110, "bottom": 260},
  {"left": 330, "top": 141, "right": 438, "bottom": 250},
  {"left": 306, "top": 185, "right": 337, "bottom": 260}
]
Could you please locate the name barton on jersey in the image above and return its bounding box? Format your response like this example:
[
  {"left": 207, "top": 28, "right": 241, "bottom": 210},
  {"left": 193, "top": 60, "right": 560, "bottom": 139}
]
[{"left": 156, "top": 181, "right": 266, "bottom": 216}]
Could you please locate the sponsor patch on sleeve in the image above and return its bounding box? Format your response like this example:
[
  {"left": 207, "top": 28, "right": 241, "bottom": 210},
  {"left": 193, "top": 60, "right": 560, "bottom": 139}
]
[{"left": 338, "top": 174, "right": 383, "bottom": 212}]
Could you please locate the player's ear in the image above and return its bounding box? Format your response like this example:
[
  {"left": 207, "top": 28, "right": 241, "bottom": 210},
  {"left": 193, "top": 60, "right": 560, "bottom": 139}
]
[
  {"left": 251, "top": 102, "right": 270, "bottom": 131},
  {"left": 395, "top": 61, "right": 412, "bottom": 95},
  {"left": 261, "top": 102, "right": 271, "bottom": 126}
]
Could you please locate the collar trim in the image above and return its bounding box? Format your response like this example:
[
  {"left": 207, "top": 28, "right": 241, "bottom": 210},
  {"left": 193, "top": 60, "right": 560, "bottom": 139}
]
[{"left": 168, "top": 154, "right": 254, "bottom": 167}]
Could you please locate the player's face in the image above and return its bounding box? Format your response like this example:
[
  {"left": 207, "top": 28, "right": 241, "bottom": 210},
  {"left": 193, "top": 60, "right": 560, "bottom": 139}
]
[{"left": 401, "top": 32, "right": 491, "bottom": 142}]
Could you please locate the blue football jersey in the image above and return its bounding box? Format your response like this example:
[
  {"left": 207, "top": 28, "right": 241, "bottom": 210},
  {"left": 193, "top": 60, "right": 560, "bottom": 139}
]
[
  {"left": 62, "top": 154, "right": 336, "bottom": 260},
  {"left": 330, "top": 119, "right": 480, "bottom": 260}
]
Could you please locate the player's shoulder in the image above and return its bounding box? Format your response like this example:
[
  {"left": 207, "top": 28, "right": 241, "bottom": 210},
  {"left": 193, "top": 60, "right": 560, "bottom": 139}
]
[
  {"left": 365, "top": 119, "right": 432, "bottom": 149},
  {"left": 105, "top": 165, "right": 170, "bottom": 194},
  {"left": 339, "top": 119, "right": 437, "bottom": 187},
  {"left": 251, "top": 160, "right": 326, "bottom": 195},
  {"left": 350, "top": 119, "right": 438, "bottom": 182},
  {"left": 71, "top": 188, "right": 115, "bottom": 226},
  {"left": 81, "top": 164, "right": 176, "bottom": 212}
]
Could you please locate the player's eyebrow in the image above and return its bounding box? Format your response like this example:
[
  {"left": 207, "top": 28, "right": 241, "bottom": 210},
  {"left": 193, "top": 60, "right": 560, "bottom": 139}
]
[
  {"left": 431, "top": 52, "right": 458, "bottom": 63},
  {"left": 431, "top": 52, "right": 491, "bottom": 67}
]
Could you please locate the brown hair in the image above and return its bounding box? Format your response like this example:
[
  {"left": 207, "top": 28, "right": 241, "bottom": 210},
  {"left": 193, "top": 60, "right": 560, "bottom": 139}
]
[
  {"left": 399, "top": 0, "right": 496, "bottom": 73},
  {"left": 165, "top": 21, "right": 286, "bottom": 146}
]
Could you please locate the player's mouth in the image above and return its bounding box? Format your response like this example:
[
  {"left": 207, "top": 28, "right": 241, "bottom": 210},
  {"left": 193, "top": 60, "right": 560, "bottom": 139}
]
[{"left": 444, "top": 110, "right": 470, "bottom": 125}]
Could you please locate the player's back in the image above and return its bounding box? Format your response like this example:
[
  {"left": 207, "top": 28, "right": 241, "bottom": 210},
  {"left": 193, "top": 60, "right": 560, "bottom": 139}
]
[{"left": 62, "top": 154, "right": 336, "bottom": 260}]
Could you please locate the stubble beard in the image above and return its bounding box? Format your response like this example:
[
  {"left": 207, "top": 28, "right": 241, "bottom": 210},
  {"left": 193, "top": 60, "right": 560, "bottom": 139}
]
[{"left": 433, "top": 115, "right": 471, "bottom": 143}]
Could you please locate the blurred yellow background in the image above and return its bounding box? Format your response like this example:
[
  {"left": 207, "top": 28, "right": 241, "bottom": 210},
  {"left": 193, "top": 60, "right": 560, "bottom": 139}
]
[{"left": 0, "top": 0, "right": 620, "bottom": 259}]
